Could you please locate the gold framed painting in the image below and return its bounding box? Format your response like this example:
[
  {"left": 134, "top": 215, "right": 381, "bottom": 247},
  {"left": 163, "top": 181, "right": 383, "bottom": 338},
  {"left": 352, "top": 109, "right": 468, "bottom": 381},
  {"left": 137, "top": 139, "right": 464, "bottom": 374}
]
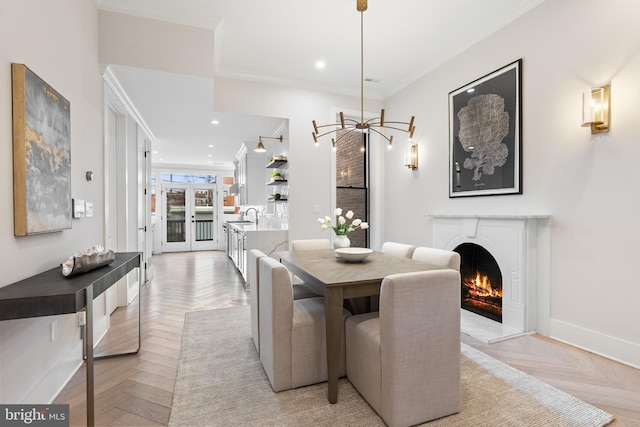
[{"left": 12, "top": 63, "right": 71, "bottom": 235}]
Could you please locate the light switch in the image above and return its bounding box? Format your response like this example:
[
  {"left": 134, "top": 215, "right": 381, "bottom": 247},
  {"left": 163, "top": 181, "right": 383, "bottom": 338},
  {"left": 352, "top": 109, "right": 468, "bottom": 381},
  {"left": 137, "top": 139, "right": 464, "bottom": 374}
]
[{"left": 72, "top": 199, "right": 85, "bottom": 218}]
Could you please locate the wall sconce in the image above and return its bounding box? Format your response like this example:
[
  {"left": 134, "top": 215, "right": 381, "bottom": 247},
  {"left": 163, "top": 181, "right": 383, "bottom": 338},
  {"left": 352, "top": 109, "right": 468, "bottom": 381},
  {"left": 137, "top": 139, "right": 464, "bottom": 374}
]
[
  {"left": 254, "top": 138, "right": 266, "bottom": 152},
  {"left": 254, "top": 135, "right": 283, "bottom": 152},
  {"left": 581, "top": 84, "right": 610, "bottom": 134},
  {"left": 404, "top": 143, "right": 418, "bottom": 170}
]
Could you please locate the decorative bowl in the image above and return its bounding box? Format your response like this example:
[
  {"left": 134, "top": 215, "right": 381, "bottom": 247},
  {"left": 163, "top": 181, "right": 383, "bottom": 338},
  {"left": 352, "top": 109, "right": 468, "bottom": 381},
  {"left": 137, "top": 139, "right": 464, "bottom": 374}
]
[{"left": 335, "top": 247, "right": 373, "bottom": 262}]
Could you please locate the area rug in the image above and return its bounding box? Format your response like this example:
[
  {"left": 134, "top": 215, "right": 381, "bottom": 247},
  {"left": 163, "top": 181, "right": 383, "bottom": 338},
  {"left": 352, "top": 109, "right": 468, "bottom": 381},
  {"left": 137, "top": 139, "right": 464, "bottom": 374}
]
[{"left": 169, "top": 306, "right": 613, "bottom": 427}]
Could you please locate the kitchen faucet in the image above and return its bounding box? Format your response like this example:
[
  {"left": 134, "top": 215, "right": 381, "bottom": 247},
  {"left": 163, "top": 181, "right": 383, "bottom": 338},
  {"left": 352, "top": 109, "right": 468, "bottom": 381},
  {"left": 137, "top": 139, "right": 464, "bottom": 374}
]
[{"left": 245, "top": 207, "right": 259, "bottom": 224}]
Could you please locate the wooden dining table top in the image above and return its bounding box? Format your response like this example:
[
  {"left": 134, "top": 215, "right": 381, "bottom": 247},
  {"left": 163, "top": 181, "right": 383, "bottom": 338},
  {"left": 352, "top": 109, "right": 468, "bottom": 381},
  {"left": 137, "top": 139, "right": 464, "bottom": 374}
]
[{"left": 277, "top": 248, "right": 444, "bottom": 288}]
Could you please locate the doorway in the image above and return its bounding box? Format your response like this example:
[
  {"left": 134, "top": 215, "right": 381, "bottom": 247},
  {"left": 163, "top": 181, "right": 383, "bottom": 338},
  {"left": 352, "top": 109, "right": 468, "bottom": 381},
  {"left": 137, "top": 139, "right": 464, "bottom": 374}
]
[{"left": 163, "top": 184, "right": 217, "bottom": 252}]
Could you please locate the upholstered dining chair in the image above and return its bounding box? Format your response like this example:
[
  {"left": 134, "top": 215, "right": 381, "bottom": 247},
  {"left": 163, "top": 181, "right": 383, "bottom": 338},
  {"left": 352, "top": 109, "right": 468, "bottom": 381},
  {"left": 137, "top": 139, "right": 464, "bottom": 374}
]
[
  {"left": 258, "top": 256, "right": 351, "bottom": 392},
  {"left": 412, "top": 246, "right": 461, "bottom": 270},
  {"left": 247, "top": 249, "right": 321, "bottom": 355},
  {"left": 345, "top": 269, "right": 461, "bottom": 427},
  {"left": 247, "top": 249, "right": 265, "bottom": 354},
  {"left": 290, "top": 238, "right": 331, "bottom": 251},
  {"left": 380, "top": 241, "right": 416, "bottom": 258}
]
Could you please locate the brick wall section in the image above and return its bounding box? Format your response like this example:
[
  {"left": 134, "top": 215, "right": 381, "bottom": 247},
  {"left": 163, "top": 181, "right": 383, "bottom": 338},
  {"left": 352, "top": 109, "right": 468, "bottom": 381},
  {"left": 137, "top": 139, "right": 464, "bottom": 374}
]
[
  {"left": 336, "top": 131, "right": 368, "bottom": 247},
  {"left": 336, "top": 131, "right": 365, "bottom": 187}
]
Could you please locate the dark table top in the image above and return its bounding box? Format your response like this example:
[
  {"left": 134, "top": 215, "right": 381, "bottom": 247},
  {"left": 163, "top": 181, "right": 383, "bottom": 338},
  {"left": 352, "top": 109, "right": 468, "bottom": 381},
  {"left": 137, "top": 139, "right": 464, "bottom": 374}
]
[{"left": 0, "top": 252, "right": 141, "bottom": 321}]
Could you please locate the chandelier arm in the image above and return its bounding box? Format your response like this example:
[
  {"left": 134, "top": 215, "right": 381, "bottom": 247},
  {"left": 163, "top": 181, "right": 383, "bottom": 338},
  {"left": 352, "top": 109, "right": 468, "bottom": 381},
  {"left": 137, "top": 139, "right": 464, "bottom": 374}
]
[
  {"left": 363, "top": 117, "right": 413, "bottom": 127},
  {"left": 315, "top": 126, "right": 358, "bottom": 140},
  {"left": 314, "top": 118, "right": 360, "bottom": 133},
  {"left": 314, "top": 122, "right": 344, "bottom": 131},
  {"left": 369, "top": 124, "right": 413, "bottom": 133},
  {"left": 334, "top": 127, "right": 363, "bottom": 145},
  {"left": 368, "top": 127, "right": 392, "bottom": 143},
  {"left": 376, "top": 121, "right": 413, "bottom": 126},
  {"left": 343, "top": 118, "right": 360, "bottom": 126},
  {"left": 363, "top": 117, "right": 382, "bottom": 125}
]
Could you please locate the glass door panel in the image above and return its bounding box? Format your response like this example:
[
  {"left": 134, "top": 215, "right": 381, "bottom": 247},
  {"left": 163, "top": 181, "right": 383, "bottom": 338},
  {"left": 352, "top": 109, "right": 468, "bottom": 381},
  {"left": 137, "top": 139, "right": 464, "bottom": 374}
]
[
  {"left": 192, "top": 187, "right": 216, "bottom": 251},
  {"left": 163, "top": 185, "right": 190, "bottom": 252}
]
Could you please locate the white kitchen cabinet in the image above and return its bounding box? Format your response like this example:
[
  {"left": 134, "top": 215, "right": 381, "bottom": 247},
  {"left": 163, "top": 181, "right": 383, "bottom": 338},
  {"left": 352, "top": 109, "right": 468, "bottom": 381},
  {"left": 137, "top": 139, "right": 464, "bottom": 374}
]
[{"left": 228, "top": 222, "right": 288, "bottom": 282}]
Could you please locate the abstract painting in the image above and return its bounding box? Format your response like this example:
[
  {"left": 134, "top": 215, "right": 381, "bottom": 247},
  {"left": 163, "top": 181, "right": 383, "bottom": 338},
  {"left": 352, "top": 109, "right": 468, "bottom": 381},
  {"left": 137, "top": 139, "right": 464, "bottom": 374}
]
[
  {"left": 12, "top": 63, "right": 71, "bottom": 235},
  {"left": 449, "top": 59, "right": 522, "bottom": 197}
]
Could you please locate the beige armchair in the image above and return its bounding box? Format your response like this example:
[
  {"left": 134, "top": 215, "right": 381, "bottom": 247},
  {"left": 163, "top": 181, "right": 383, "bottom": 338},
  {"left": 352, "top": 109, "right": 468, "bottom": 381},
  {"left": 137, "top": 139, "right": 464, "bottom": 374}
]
[
  {"left": 258, "top": 256, "right": 351, "bottom": 392},
  {"left": 346, "top": 270, "right": 461, "bottom": 427},
  {"left": 247, "top": 249, "right": 320, "bottom": 355},
  {"left": 247, "top": 249, "right": 265, "bottom": 354},
  {"left": 290, "top": 238, "right": 331, "bottom": 251},
  {"left": 412, "top": 246, "right": 461, "bottom": 270},
  {"left": 381, "top": 241, "right": 416, "bottom": 258}
]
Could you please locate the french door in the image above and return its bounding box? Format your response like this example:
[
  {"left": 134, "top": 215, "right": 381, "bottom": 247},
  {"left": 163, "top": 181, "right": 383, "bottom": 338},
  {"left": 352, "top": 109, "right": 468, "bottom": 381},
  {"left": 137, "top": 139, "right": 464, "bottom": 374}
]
[{"left": 163, "top": 184, "right": 217, "bottom": 252}]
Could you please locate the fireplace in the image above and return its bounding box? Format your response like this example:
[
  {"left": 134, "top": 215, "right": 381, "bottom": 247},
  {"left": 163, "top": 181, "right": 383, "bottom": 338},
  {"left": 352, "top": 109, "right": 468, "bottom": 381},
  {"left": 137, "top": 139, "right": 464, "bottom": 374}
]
[
  {"left": 455, "top": 243, "right": 502, "bottom": 323},
  {"left": 428, "top": 214, "right": 550, "bottom": 341}
]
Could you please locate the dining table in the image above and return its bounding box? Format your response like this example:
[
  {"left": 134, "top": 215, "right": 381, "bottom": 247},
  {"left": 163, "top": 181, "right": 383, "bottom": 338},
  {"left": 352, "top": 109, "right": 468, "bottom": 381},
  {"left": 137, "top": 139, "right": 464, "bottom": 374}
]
[{"left": 277, "top": 248, "right": 446, "bottom": 403}]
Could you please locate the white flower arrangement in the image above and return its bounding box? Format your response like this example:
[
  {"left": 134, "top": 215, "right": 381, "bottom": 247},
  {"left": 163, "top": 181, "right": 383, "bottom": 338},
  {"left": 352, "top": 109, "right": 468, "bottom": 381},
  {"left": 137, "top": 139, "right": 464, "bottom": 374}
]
[{"left": 318, "top": 208, "right": 369, "bottom": 236}]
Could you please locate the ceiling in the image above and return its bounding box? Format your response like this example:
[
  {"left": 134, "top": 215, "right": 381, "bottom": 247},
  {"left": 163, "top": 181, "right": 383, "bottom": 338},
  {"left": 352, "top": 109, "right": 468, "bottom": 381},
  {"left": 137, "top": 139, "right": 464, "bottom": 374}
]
[{"left": 99, "top": 0, "right": 545, "bottom": 169}]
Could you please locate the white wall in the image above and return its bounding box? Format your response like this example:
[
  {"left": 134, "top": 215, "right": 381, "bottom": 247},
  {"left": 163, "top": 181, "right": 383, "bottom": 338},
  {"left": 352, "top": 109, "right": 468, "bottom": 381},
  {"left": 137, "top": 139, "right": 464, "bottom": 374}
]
[
  {"left": 382, "top": 0, "right": 640, "bottom": 368},
  {"left": 0, "top": 0, "right": 106, "bottom": 402},
  {"left": 98, "top": 10, "right": 216, "bottom": 79}
]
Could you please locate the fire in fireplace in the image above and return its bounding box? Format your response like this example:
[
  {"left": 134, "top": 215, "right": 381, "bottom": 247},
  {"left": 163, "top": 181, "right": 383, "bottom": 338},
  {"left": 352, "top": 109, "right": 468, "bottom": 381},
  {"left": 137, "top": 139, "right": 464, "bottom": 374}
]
[{"left": 454, "top": 243, "right": 502, "bottom": 322}]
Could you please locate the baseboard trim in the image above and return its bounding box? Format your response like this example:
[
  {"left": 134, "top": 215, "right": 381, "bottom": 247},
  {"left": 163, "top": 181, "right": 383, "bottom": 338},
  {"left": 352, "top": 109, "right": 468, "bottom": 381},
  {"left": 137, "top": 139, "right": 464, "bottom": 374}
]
[{"left": 549, "top": 318, "right": 640, "bottom": 369}]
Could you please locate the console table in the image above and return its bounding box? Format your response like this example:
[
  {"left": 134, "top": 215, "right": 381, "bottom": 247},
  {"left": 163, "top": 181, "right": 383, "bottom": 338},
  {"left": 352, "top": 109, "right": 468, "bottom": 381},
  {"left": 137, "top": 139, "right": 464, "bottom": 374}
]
[{"left": 0, "top": 252, "right": 142, "bottom": 427}]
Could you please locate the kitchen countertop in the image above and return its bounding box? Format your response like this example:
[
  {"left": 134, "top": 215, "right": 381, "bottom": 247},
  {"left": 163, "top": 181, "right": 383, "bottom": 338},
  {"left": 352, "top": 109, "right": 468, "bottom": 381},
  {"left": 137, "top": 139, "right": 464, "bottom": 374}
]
[{"left": 227, "top": 222, "right": 288, "bottom": 232}]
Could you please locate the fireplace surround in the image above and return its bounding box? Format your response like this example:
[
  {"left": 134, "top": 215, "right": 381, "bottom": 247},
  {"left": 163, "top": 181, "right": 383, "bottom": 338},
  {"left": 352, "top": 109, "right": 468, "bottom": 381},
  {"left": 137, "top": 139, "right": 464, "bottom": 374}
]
[{"left": 428, "top": 214, "right": 550, "bottom": 342}]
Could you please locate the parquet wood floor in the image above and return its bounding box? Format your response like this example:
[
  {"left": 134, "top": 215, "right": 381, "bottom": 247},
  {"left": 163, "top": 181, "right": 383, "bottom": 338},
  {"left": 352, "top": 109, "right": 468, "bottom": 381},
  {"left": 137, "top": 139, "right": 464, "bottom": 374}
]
[{"left": 54, "top": 251, "right": 640, "bottom": 426}]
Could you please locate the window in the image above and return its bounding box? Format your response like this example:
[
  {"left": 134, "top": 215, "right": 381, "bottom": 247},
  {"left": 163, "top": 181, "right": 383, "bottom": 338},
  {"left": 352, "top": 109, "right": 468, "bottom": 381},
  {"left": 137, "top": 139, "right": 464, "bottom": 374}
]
[
  {"left": 161, "top": 173, "right": 216, "bottom": 184},
  {"left": 336, "top": 131, "right": 369, "bottom": 247}
]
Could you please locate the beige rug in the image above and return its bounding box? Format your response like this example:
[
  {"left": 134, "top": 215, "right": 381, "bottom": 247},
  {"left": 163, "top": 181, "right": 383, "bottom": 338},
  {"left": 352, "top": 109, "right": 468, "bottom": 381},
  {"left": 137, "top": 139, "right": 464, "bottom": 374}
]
[{"left": 169, "top": 306, "right": 613, "bottom": 427}]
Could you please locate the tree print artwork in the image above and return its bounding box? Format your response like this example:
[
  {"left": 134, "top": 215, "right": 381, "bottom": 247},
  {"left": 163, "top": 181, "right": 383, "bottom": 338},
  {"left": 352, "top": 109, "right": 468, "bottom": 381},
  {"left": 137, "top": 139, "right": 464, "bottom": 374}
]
[
  {"left": 457, "top": 94, "right": 509, "bottom": 181},
  {"left": 449, "top": 60, "right": 521, "bottom": 197}
]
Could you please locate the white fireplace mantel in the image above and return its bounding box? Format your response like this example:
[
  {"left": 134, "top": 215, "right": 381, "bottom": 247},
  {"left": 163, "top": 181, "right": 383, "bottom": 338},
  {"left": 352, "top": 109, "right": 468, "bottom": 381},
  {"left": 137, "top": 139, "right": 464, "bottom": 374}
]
[
  {"left": 423, "top": 213, "right": 551, "bottom": 340},
  {"left": 422, "top": 213, "right": 550, "bottom": 219}
]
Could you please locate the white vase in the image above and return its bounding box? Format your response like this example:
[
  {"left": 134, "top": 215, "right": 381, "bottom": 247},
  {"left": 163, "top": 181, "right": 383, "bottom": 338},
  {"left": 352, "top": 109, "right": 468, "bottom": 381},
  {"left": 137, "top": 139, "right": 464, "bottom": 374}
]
[{"left": 333, "top": 235, "right": 350, "bottom": 249}]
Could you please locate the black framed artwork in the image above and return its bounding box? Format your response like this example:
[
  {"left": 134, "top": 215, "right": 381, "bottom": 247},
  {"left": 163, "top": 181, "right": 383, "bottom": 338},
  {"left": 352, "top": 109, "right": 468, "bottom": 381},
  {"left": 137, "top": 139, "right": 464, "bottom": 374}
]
[{"left": 449, "top": 59, "right": 522, "bottom": 197}]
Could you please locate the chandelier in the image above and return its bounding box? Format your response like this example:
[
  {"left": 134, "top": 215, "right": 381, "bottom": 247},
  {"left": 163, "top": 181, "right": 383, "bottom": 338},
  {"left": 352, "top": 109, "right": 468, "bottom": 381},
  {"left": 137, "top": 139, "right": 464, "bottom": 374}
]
[{"left": 312, "top": 0, "right": 416, "bottom": 149}]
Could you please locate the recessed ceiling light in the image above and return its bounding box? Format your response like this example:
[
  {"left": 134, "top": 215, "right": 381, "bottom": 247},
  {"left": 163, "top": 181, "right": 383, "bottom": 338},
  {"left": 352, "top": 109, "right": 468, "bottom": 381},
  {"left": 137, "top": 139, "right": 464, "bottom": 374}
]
[
  {"left": 153, "top": 150, "right": 159, "bottom": 154},
  {"left": 316, "top": 60, "right": 325, "bottom": 69},
  {"left": 208, "top": 144, "right": 214, "bottom": 148},
  {"left": 208, "top": 154, "right": 213, "bottom": 157},
  {"left": 210, "top": 119, "right": 219, "bottom": 125}
]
